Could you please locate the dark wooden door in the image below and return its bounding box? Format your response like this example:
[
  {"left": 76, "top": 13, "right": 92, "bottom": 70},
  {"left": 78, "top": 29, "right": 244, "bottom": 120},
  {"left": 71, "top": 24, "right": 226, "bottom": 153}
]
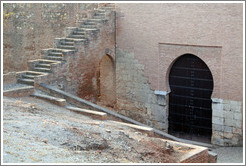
[{"left": 168, "top": 54, "right": 213, "bottom": 142}]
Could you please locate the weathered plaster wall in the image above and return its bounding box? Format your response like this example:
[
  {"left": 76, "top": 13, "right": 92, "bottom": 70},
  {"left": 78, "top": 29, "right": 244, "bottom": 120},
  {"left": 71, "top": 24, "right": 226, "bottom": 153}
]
[{"left": 3, "top": 3, "right": 99, "bottom": 73}]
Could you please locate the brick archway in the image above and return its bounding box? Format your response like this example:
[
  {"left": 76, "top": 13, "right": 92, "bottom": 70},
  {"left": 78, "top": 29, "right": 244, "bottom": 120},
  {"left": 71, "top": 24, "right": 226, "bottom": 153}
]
[{"left": 97, "top": 55, "right": 116, "bottom": 108}]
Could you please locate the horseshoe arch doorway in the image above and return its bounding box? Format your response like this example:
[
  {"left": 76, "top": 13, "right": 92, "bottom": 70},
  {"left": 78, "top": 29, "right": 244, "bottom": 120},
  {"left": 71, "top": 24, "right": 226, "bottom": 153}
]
[{"left": 168, "top": 54, "right": 213, "bottom": 143}]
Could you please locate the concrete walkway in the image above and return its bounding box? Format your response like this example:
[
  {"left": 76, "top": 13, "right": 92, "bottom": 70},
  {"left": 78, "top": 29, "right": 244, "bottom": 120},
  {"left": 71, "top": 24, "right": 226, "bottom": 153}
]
[{"left": 211, "top": 147, "right": 244, "bottom": 163}]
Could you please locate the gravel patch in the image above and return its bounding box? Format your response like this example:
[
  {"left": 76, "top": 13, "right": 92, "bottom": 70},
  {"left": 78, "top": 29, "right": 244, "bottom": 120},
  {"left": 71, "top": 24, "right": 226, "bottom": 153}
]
[{"left": 3, "top": 96, "right": 189, "bottom": 163}]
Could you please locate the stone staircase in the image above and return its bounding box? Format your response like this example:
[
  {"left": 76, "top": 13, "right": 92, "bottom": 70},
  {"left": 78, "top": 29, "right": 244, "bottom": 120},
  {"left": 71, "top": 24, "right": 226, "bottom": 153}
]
[{"left": 17, "top": 3, "right": 115, "bottom": 87}]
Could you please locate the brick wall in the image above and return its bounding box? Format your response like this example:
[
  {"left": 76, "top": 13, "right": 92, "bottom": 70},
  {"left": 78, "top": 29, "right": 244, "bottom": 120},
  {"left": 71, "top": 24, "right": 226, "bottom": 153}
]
[{"left": 116, "top": 3, "right": 243, "bottom": 146}]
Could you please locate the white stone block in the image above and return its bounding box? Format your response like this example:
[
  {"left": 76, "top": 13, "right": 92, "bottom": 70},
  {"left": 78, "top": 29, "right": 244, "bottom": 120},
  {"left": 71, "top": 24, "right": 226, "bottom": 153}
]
[
  {"left": 232, "top": 136, "right": 240, "bottom": 145},
  {"left": 152, "top": 104, "right": 167, "bottom": 121},
  {"left": 212, "top": 105, "right": 224, "bottom": 117},
  {"left": 212, "top": 102, "right": 223, "bottom": 112},
  {"left": 212, "top": 124, "right": 223, "bottom": 131},
  {"left": 223, "top": 103, "right": 231, "bottom": 111},
  {"left": 234, "top": 112, "right": 242, "bottom": 120},
  {"left": 157, "top": 95, "right": 166, "bottom": 106},
  {"left": 230, "top": 101, "right": 241, "bottom": 112},
  {"left": 224, "top": 111, "right": 233, "bottom": 120},
  {"left": 212, "top": 117, "right": 224, "bottom": 125},
  {"left": 147, "top": 94, "right": 157, "bottom": 104},
  {"left": 224, "top": 118, "right": 234, "bottom": 127},
  {"left": 223, "top": 126, "right": 233, "bottom": 133},
  {"left": 234, "top": 120, "right": 242, "bottom": 128},
  {"left": 156, "top": 121, "right": 168, "bottom": 131}
]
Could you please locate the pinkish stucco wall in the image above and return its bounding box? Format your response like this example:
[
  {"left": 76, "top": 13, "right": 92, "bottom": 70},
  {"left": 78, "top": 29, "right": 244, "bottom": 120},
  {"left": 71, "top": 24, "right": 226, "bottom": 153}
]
[
  {"left": 115, "top": 3, "right": 243, "bottom": 146},
  {"left": 116, "top": 3, "right": 243, "bottom": 102}
]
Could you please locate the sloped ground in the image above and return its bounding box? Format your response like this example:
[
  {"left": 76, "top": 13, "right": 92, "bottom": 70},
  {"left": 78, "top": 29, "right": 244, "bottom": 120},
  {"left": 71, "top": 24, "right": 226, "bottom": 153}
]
[{"left": 3, "top": 96, "right": 191, "bottom": 163}]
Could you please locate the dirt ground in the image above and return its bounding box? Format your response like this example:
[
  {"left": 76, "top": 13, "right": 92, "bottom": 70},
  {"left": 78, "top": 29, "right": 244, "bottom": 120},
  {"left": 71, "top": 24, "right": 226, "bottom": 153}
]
[{"left": 2, "top": 96, "right": 192, "bottom": 163}]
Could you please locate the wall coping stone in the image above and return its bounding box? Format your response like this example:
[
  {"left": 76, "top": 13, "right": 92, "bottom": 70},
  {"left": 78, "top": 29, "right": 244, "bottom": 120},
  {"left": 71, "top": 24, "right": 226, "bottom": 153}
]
[
  {"left": 154, "top": 90, "right": 169, "bottom": 96},
  {"left": 212, "top": 98, "right": 223, "bottom": 103}
]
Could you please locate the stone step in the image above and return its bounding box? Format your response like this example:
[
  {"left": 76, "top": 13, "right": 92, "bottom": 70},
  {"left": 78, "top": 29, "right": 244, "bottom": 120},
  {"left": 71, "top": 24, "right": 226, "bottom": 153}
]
[
  {"left": 44, "top": 56, "right": 63, "bottom": 61},
  {"left": 73, "top": 30, "right": 86, "bottom": 35},
  {"left": 66, "top": 106, "right": 107, "bottom": 120},
  {"left": 35, "top": 63, "right": 51, "bottom": 69},
  {"left": 83, "top": 21, "right": 98, "bottom": 25},
  {"left": 42, "top": 48, "right": 75, "bottom": 56},
  {"left": 56, "top": 44, "right": 76, "bottom": 50},
  {"left": 26, "top": 70, "right": 48, "bottom": 76},
  {"left": 37, "top": 59, "right": 58, "bottom": 64},
  {"left": 17, "top": 78, "right": 34, "bottom": 86},
  {"left": 80, "top": 24, "right": 98, "bottom": 29},
  {"left": 59, "top": 41, "right": 74, "bottom": 46},
  {"left": 49, "top": 52, "right": 63, "bottom": 57},
  {"left": 65, "top": 38, "right": 87, "bottom": 43},
  {"left": 94, "top": 9, "right": 107, "bottom": 13},
  {"left": 67, "top": 34, "right": 86, "bottom": 39},
  {"left": 82, "top": 18, "right": 107, "bottom": 23},
  {"left": 77, "top": 28, "right": 99, "bottom": 32},
  {"left": 49, "top": 48, "right": 63, "bottom": 53},
  {"left": 32, "top": 67, "right": 52, "bottom": 73},
  {"left": 31, "top": 92, "right": 66, "bottom": 106},
  {"left": 21, "top": 71, "right": 44, "bottom": 79},
  {"left": 22, "top": 72, "right": 46, "bottom": 79},
  {"left": 22, "top": 74, "right": 35, "bottom": 79}
]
